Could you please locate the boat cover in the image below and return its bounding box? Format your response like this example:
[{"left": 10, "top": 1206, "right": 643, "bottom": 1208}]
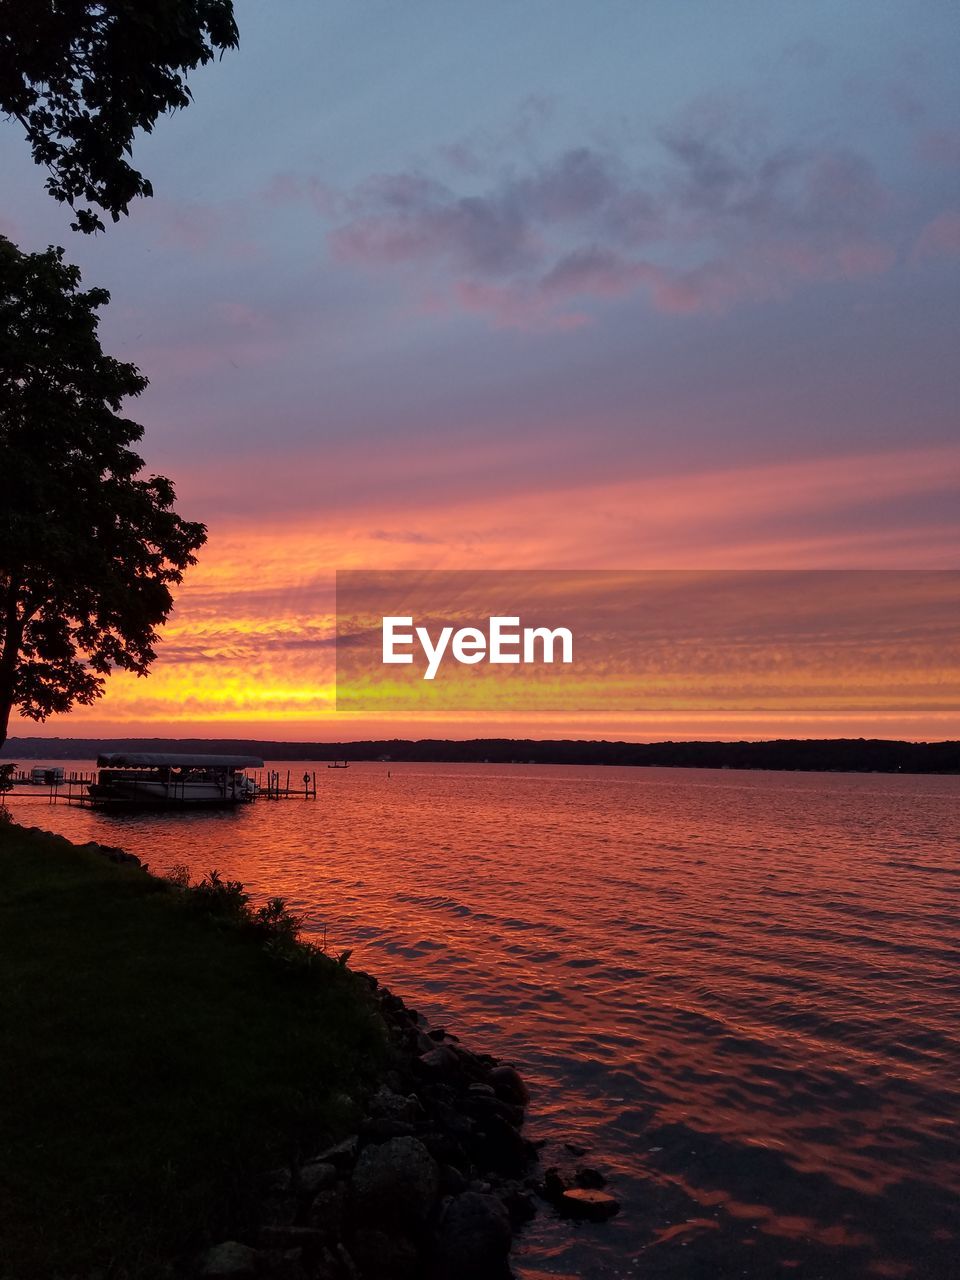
[{"left": 97, "top": 753, "right": 264, "bottom": 769}]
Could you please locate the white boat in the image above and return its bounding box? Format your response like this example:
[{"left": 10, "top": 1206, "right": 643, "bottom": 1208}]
[
  {"left": 32, "top": 766, "right": 65, "bottom": 784},
  {"left": 88, "top": 753, "right": 263, "bottom": 808}
]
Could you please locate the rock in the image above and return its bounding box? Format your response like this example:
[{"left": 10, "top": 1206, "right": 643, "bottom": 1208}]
[
  {"left": 298, "top": 1160, "right": 338, "bottom": 1194},
  {"left": 467, "top": 1082, "right": 495, "bottom": 1098},
  {"left": 311, "top": 1135, "right": 358, "bottom": 1168},
  {"left": 414, "top": 1029, "right": 436, "bottom": 1054},
  {"left": 431, "top": 1100, "right": 475, "bottom": 1140},
  {"left": 489, "top": 1065, "right": 529, "bottom": 1106},
  {"left": 499, "top": 1185, "right": 537, "bottom": 1226},
  {"left": 350, "top": 1136, "right": 439, "bottom": 1226},
  {"left": 420, "top": 1131, "right": 469, "bottom": 1170},
  {"left": 465, "top": 1092, "right": 525, "bottom": 1129},
  {"left": 574, "top": 1165, "right": 606, "bottom": 1189},
  {"left": 434, "top": 1191, "right": 512, "bottom": 1279},
  {"left": 368, "top": 1086, "right": 422, "bottom": 1122},
  {"left": 450, "top": 1044, "right": 489, "bottom": 1082},
  {"left": 418, "top": 1045, "right": 460, "bottom": 1075},
  {"left": 266, "top": 1166, "right": 292, "bottom": 1194},
  {"left": 335, "top": 1243, "right": 360, "bottom": 1278},
  {"left": 473, "top": 1114, "right": 535, "bottom": 1175},
  {"left": 199, "top": 1241, "right": 259, "bottom": 1276},
  {"left": 257, "top": 1247, "right": 304, "bottom": 1280},
  {"left": 543, "top": 1166, "right": 570, "bottom": 1203},
  {"left": 564, "top": 1142, "right": 588, "bottom": 1157},
  {"left": 439, "top": 1162, "right": 468, "bottom": 1196},
  {"left": 260, "top": 1194, "right": 299, "bottom": 1231},
  {"left": 349, "top": 1227, "right": 420, "bottom": 1280},
  {"left": 259, "top": 1225, "right": 327, "bottom": 1250},
  {"left": 307, "top": 1182, "right": 346, "bottom": 1233},
  {"left": 558, "top": 1188, "right": 621, "bottom": 1221},
  {"left": 360, "top": 1116, "right": 416, "bottom": 1142}
]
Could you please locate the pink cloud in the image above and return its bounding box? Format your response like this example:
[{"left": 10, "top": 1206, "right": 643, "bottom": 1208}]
[
  {"left": 454, "top": 279, "right": 589, "bottom": 331},
  {"left": 314, "top": 115, "right": 905, "bottom": 329},
  {"left": 912, "top": 211, "right": 960, "bottom": 260}
]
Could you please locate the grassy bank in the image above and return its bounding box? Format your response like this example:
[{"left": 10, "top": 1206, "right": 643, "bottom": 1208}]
[{"left": 0, "top": 820, "right": 386, "bottom": 1280}]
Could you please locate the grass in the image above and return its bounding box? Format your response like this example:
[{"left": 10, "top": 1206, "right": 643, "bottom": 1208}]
[{"left": 0, "top": 819, "right": 387, "bottom": 1280}]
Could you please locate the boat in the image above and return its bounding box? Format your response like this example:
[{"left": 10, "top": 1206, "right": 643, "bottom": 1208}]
[
  {"left": 31, "top": 765, "right": 65, "bottom": 785},
  {"left": 327, "top": 760, "right": 350, "bottom": 769},
  {"left": 88, "top": 753, "right": 263, "bottom": 809}
]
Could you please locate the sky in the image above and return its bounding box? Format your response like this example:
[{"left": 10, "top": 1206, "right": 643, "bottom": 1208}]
[{"left": 2, "top": 0, "right": 959, "bottom": 740}]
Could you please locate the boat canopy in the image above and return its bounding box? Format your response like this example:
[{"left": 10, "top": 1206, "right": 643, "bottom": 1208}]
[{"left": 97, "top": 753, "right": 264, "bottom": 769}]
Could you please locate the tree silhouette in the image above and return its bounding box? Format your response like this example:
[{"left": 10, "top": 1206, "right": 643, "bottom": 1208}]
[
  {"left": 0, "top": 235, "right": 206, "bottom": 747},
  {"left": 0, "top": 0, "right": 238, "bottom": 231}
]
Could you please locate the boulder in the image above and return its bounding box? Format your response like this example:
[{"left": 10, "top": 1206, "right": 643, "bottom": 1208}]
[
  {"left": 489, "top": 1065, "right": 529, "bottom": 1106},
  {"left": 298, "top": 1160, "right": 338, "bottom": 1194},
  {"left": 307, "top": 1182, "right": 347, "bottom": 1233},
  {"left": 543, "top": 1166, "right": 570, "bottom": 1203},
  {"left": 473, "top": 1114, "right": 535, "bottom": 1176},
  {"left": 259, "top": 1225, "right": 327, "bottom": 1250},
  {"left": 433, "top": 1191, "right": 512, "bottom": 1279},
  {"left": 349, "top": 1227, "right": 420, "bottom": 1280},
  {"left": 499, "top": 1185, "right": 537, "bottom": 1226},
  {"left": 360, "top": 1116, "right": 416, "bottom": 1142},
  {"left": 311, "top": 1135, "right": 358, "bottom": 1168},
  {"left": 558, "top": 1188, "right": 621, "bottom": 1221},
  {"left": 257, "top": 1247, "right": 305, "bottom": 1280},
  {"left": 260, "top": 1194, "right": 299, "bottom": 1231},
  {"left": 418, "top": 1045, "right": 460, "bottom": 1075},
  {"left": 368, "top": 1086, "right": 422, "bottom": 1122},
  {"left": 439, "top": 1162, "right": 468, "bottom": 1196},
  {"left": 199, "top": 1241, "right": 259, "bottom": 1276},
  {"left": 350, "top": 1136, "right": 439, "bottom": 1226}
]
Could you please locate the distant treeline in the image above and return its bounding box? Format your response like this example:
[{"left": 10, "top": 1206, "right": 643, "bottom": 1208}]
[{"left": 2, "top": 736, "right": 957, "bottom": 773}]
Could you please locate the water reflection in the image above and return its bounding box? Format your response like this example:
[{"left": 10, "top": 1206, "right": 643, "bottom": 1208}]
[{"left": 8, "top": 763, "right": 960, "bottom": 1278}]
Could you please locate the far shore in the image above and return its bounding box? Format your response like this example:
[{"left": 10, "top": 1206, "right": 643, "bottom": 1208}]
[{"left": 2, "top": 734, "right": 958, "bottom": 774}]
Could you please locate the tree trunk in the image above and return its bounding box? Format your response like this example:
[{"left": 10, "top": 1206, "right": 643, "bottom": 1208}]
[{"left": 0, "top": 578, "right": 24, "bottom": 751}]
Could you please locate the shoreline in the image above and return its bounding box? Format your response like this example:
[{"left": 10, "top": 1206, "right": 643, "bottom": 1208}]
[
  {"left": 3, "top": 735, "right": 958, "bottom": 776},
  {"left": 0, "top": 819, "right": 619, "bottom": 1280}
]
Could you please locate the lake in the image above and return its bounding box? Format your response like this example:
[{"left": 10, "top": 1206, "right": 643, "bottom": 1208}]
[{"left": 6, "top": 762, "right": 959, "bottom": 1279}]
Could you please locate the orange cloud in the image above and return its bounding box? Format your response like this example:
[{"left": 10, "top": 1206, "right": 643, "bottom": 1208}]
[{"left": 19, "top": 444, "right": 957, "bottom": 741}]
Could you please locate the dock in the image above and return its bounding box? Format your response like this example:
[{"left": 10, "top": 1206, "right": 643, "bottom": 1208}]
[
  {"left": 255, "top": 769, "right": 318, "bottom": 801},
  {"left": 0, "top": 765, "right": 317, "bottom": 807}
]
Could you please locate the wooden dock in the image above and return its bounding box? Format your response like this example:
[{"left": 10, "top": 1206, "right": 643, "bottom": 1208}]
[
  {"left": 0, "top": 767, "right": 317, "bottom": 807},
  {"left": 256, "top": 769, "right": 318, "bottom": 800}
]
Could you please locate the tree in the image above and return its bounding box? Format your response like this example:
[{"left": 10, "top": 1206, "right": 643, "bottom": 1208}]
[
  {"left": 0, "top": 0, "right": 238, "bottom": 231},
  {"left": 0, "top": 234, "right": 206, "bottom": 747}
]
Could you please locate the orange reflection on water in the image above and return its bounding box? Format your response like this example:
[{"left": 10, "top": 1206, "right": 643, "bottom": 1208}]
[{"left": 11, "top": 763, "right": 960, "bottom": 1278}]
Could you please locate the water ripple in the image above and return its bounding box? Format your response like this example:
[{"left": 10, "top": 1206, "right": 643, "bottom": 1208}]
[{"left": 10, "top": 761, "right": 960, "bottom": 1280}]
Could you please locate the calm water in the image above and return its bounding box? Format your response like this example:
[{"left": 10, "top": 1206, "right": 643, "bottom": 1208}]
[{"left": 7, "top": 763, "right": 960, "bottom": 1279}]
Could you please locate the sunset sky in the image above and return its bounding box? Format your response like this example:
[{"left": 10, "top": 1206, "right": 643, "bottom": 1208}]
[{"left": 3, "top": 0, "right": 958, "bottom": 740}]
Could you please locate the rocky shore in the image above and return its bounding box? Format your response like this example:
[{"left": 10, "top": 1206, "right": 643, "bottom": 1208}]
[
  {"left": 202, "top": 979, "right": 538, "bottom": 1280},
  {"left": 9, "top": 828, "right": 620, "bottom": 1280},
  {"left": 197, "top": 975, "right": 619, "bottom": 1280}
]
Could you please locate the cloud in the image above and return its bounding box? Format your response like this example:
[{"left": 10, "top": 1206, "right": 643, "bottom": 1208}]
[
  {"left": 317, "top": 111, "right": 900, "bottom": 329},
  {"left": 331, "top": 175, "right": 532, "bottom": 275},
  {"left": 912, "top": 211, "right": 960, "bottom": 260}
]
